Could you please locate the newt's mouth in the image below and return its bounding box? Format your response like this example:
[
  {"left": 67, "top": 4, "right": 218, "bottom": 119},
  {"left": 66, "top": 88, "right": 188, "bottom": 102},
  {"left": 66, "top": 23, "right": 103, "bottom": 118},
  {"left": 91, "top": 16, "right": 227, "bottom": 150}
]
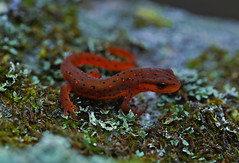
[
  {"left": 156, "top": 79, "right": 181, "bottom": 93},
  {"left": 169, "top": 79, "right": 181, "bottom": 93}
]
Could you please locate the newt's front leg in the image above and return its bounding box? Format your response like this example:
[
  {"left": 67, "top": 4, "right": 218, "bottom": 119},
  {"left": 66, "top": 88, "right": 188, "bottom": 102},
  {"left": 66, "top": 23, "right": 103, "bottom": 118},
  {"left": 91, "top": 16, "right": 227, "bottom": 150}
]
[
  {"left": 60, "top": 83, "right": 79, "bottom": 118},
  {"left": 121, "top": 91, "right": 146, "bottom": 116}
]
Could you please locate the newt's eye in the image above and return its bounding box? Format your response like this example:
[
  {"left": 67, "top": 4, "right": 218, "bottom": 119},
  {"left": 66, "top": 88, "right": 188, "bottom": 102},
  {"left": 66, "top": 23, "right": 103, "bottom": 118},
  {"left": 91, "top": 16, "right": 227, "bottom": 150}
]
[{"left": 157, "top": 83, "right": 167, "bottom": 89}]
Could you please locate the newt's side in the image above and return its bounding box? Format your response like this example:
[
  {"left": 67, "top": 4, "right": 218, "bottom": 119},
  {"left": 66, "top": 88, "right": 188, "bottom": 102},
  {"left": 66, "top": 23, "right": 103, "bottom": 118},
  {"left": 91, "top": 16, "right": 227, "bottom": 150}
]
[{"left": 60, "top": 47, "right": 181, "bottom": 118}]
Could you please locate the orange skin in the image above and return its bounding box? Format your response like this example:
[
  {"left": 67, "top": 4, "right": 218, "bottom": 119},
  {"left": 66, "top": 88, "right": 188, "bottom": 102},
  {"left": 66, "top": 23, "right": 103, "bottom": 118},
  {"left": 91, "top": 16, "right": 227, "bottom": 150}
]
[{"left": 60, "top": 47, "right": 181, "bottom": 118}]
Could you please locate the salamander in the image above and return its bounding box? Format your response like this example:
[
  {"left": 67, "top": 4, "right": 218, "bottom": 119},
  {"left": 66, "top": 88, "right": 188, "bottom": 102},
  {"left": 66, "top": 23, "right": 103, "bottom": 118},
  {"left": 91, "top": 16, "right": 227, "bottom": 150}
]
[{"left": 60, "top": 47, "right": 181, "bottom": 118}]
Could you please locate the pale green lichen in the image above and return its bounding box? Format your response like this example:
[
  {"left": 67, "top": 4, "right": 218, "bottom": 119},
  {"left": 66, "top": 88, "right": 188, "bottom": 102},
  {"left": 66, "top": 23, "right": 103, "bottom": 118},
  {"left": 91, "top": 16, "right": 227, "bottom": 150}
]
[
  {"left": 0, "top": 62, "right": 31, "bottom": 92},
  {"left": 0, "top": 2, "right": 8, "bottom": 13},
  {"left": 87, "top": 110, "right": 137, "bottom": 132},
  {"left": 176, "top": 69, "right": 219, "bottom": 100},
  {"left": 182, "top": 147, "right": 194, "bottom": 156},
  {"left": 0, "top": 15, "right": 29, "bottom": 55},
  {"left": 135, "top": 150, "right": 144, "bottom": 157},
  {"left": 1, "top": 0, "right": 239, "bottom": 162}
]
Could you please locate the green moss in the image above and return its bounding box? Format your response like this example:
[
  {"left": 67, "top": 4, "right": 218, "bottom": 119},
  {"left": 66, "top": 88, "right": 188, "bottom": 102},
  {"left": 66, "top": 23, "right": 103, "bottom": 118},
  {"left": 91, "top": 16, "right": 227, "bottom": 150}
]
[
  {"left": 0, "top": 0, "right": 239, "bottom": 162},
  {"left": 187, "top": 46, "right": 239, "bottom": 87},
  {"left": 134, "top": 6, "right": 172, "bottom": 28}
]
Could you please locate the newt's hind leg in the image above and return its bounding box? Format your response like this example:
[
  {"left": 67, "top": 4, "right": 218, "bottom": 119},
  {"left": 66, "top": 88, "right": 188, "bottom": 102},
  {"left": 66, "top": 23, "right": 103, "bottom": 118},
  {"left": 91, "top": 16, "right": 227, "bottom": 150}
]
[{"left": 60, "top": 83, "right": 79, "bottom": 118}]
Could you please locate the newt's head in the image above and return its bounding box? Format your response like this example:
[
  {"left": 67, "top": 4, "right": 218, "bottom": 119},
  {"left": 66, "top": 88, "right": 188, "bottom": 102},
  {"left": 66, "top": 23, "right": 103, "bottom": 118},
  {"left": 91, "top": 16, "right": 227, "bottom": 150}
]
[{"left": 138, "top": 68, "right": 181, "bottom": 93}]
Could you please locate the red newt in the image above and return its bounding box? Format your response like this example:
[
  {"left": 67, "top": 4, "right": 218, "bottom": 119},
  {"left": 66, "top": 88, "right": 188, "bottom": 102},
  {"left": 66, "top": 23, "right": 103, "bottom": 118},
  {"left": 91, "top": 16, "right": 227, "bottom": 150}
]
[{"left": 60, "top": 47, "right": 181, "bottom": 118}]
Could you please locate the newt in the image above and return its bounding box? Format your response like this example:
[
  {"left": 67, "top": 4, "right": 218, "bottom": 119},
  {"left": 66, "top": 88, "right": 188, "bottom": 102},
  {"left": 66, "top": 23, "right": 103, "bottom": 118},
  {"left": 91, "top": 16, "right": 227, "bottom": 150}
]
[{"left": 60, "top": 47, "right": 181, "bottom": 118}]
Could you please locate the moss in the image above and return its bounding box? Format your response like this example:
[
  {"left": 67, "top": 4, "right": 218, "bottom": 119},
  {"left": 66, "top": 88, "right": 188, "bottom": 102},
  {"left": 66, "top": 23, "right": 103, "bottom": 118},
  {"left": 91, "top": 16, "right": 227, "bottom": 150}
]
[
  {"left": 0, "top": 0, "right": 239, "bottom": 162},
  {"left": 187, "top": 46, "right": 239, "bottom": 87},
  {"left": 134, "top": 6, "right": 172, "bottom": 28}
]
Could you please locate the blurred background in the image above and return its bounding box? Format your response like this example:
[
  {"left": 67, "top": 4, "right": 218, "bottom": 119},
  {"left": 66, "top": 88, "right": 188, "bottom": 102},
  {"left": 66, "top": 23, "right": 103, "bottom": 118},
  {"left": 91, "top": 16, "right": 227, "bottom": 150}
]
[{"left": 155, "top": 0, "right": 239, "bottom": 20}]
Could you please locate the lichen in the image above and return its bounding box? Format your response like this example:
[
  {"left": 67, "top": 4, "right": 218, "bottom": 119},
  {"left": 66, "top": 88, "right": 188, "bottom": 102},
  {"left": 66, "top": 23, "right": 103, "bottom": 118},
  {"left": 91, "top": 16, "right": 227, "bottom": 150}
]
[{"left": 0, "top": 0, "right": 239, "bottom": 162}]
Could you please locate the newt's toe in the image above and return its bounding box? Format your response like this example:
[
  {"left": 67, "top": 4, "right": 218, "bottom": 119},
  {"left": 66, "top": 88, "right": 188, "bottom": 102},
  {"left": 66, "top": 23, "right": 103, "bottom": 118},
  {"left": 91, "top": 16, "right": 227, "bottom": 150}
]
[{"left": 63, "top": 104, "right": 79, "bottom": 119}]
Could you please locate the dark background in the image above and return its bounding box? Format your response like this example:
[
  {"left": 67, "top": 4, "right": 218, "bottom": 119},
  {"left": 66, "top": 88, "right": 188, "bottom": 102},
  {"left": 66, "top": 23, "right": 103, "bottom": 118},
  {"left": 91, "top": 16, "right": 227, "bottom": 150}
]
[{"left": 155, "top": 0, "right": 239, "bottom": 21}]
